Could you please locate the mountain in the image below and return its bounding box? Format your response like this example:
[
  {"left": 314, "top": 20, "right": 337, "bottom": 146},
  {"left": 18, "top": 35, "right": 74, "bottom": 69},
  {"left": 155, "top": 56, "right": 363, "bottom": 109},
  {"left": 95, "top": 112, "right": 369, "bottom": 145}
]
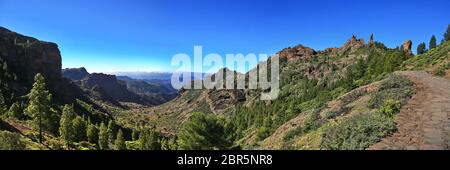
[
  {"left": 116, "top": 76, "right": 178, "bottom": 104},
  {"left": 132, "top": 34, "right": 450, "bottom": 150},
  {"left": 0, "top": 26, "right": 103, "bottom": 109},
  {"left": 1, "top": 25, "right": 450, "bottom": 150},
  {"left": 116, "top": 76, "right": 177, "bottom": 94},
  {"left": 63, "top": 68, "right": 175, "bottom": 106},
  {"left": 62, "top": 67, "right": 89, "bottom": 81}
]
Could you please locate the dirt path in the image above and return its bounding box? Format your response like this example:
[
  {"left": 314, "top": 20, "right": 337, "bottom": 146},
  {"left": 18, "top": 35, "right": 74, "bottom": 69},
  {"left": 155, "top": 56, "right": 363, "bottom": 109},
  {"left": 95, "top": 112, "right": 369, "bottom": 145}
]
[{"left": 370, "top": 71, "right": 450, "bottom": 150}]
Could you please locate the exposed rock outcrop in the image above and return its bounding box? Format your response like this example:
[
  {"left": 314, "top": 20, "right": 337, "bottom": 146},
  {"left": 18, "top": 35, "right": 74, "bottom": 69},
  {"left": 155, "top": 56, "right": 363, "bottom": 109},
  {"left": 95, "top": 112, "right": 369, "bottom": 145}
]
[
  {"left": 369, "top": 34, "right": 374, "bottom": 46},
  {"left": 278, "top": 44, "right": 316, "bottom": 61},
  {"left": 0, "top": 26, "right": 61, "bottom": 87},
  {"left": 342, "top": 34, "right": 365, "bottom": 50},
  {"left": 403, "top": 40, "right": 412, "bottom": 53}
]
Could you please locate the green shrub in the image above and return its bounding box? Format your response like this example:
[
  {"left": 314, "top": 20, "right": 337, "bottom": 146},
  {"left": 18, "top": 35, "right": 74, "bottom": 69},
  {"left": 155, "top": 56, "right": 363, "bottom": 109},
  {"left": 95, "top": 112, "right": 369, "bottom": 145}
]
[
  {"left": 283, "top": 112, "right": 322, "bottom": 141},
  {"left": 368, "top": 75, "right": 415, "bottom": 109},
  {"left": 0, "top": 130, "right": 26, "bottom": 150},
  {"left": 378, "top": 100, "right": 401, "bottom": 118},
  {"left": 321, "top": 113, "right": 395, "bottom": 150}
]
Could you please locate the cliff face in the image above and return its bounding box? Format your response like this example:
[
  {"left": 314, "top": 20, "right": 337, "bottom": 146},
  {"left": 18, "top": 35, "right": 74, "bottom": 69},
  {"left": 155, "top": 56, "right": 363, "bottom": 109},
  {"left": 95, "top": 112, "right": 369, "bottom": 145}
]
[
  {"left": 0, "top": 27, "right": 62, "bottom": 87},
  {"left": 62, "top": 67, "right": 89, "bottom": 81}
]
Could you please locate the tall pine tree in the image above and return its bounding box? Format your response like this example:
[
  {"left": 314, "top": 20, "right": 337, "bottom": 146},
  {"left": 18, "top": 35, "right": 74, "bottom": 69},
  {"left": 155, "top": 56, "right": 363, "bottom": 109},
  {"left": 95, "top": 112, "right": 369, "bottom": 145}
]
[
  {"left": 59, "top": 104, "right": 76, "bottom": 144},
  {"left": 72, "top": 116, "right": 87, "bottom": 142},
  {"left": 139, "top": 128, "right": 161, "bottom": 150},
  {"left": 87, "top": 123, "right": 99, "bottom": 144},
  {"left": 114, "top": 129, "right": 126, "bottom": 150},
  {"left": 107, "top": 120, "right": 117, "bottom": 143},
  {"left": 0, "top": 90, "right": 6, "bottom": 115},
  {"left": 445, "top": 24, "right": 450, "bottom": 42},
  {"left": 429, "top": 35, "right": 437, "bottom": 49},
  {"left": 417, "top": 43, "right": 427, "bottom": 55},
  {"left": 25, "top": 73, "right": 55, "bottom": 142},
  {"left": 98, "top": 122, "right": 109, "bottom": 150}
]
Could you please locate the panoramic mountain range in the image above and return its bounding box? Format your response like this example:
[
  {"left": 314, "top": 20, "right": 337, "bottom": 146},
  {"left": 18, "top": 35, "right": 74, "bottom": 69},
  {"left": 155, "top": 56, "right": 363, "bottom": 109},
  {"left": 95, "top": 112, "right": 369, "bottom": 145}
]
[{"left": 1, "top": 25, "right": 449, "bottom": 150}]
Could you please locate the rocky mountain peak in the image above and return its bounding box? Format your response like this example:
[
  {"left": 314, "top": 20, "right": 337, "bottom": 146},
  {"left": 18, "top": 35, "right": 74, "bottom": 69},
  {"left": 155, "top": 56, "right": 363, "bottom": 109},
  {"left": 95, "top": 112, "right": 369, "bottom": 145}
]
[
  {"left": 342, "top": 34, "right": 365, "bottom": 50},
  {"left": 278, "top": 44, "right": 316, "bottom": 61}
]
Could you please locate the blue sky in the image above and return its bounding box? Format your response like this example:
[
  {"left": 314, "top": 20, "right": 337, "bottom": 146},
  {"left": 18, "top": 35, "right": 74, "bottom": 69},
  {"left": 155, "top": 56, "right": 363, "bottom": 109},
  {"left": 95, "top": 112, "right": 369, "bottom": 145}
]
[{"left": 0, "top": 0, "right": 449, "bottom": 73}]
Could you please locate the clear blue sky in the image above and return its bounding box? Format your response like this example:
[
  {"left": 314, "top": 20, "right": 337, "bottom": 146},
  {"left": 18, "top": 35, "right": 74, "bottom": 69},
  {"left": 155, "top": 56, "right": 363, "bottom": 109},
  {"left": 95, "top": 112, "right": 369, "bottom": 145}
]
[{"left": 1, "top": 0, "right": 449, "bottom": 73}]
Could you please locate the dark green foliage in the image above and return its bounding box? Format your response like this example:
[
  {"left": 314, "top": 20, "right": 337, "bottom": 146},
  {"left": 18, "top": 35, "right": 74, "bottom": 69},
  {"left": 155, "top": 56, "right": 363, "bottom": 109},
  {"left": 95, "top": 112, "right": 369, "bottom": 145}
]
[
  {"left": 417, "top": 42, "right": 427, "bottom": 54},
  {"left": 107, "top": 120, "right": 117, "bottom": 143},
  {"left": 139, "top": 128, "right": 161, "bottom": 150},
  {"left": 429, "top": 35, "right": 437, "bottom": 49},
  {"left": 321, "top": 113, "right": 396, "bottom": 150},
  {"left": 59, "top": 104, "right": 76, "bottom": 144},
  {"left": 131, "top": 129, "right": 139, "bottom": 141},
  {"left": 445, "top": 24, "right": 450, "bottom": 42},
  {"left": 0, "top": 90, "right": 6, "bottom": 115},
  {"left": 178, "top": 112, "right": 232, "bottom": 150},
  {"left": 115, "top": 129, "right": 126, "bottom": 150},
  {"left": 7, "top": 102, "right": 25, "bottom": 120},
  {"left": 86, "top": 123, "right": 98, "bottom": 144},
  {"left": 25, "top": 73, "right": 59, "bottom": 142},
  {"left": 0, "top": 130, "right": 26, "bottom": 150},
  {"left": 98, "top": 122, "right": 109, "bottom": 150},
  {"left": 72, "top": 116, "right": 87, "bottom": 142}
]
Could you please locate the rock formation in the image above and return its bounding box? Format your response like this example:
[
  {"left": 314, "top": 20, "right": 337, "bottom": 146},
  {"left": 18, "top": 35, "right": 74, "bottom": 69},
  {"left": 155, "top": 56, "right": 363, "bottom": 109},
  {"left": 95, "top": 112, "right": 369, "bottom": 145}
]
[
  {"left": 403, "top": 40, "right": 412, "bottom": 53},
  {"left": 369, "top": 34, "right": 374, "bottom": 46},
  {"left": 342, "top": 34, "right": 365, "bottom": 50},
  {"left": 278, "top": 44, "right": 316, "bottom": 61},
  {"left": 0, "top": 26, "right": 61, "bottom": 86}
]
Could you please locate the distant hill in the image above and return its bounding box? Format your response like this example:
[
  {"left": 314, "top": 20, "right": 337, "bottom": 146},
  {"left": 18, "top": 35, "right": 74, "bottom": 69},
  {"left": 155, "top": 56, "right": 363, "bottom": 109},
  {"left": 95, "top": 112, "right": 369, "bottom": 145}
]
[{"left": 63, "top": 68, "right": 178, "bottom": 106}]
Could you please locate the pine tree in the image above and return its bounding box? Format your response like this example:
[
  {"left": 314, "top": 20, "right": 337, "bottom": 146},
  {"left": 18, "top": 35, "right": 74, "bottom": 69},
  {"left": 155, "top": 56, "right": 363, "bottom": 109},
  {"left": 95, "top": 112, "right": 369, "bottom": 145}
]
[
  {"left": 72, "top": 116, "right": 87, "bottom": 142},
  {"left": 417, "top": 43, "right": 427, "bottom": 55},
  {"left": 131, "top": 129, "right": 139, "bottom": 141},
  {"left": 139, "top": 128, "right": 161, "bottom": 150},
  {"left": 429, "top": 35, "right": 437, "bottom": 49},
  {"left": 7, "top": 102, "right": 24, "bottom": 119},
  {"left": 0, "top": 90, "right": 7, "bottom": 115},
  {"left": 59, "top": 104, "right": 76, "bottom": 144},
  {"left": 444, "top": 24, "right": 450, "bottom": 42},
  {"left": 177, "top": 112, "right": 232, "bottom": 150},
  {"left": 114, "top": 129, "right": 126, "bottom": 150},
  {"left": 98, "top": 122, "right": 109, "bottom": 150},
  {"left": 24, "top": 73, "right": 55, "bottom": 143},
  {"left": 107, "top": 120, "right": 117, "bottom": 143},
  {"left": 87, "top": 123, "right": 98, "bottom": 144}
]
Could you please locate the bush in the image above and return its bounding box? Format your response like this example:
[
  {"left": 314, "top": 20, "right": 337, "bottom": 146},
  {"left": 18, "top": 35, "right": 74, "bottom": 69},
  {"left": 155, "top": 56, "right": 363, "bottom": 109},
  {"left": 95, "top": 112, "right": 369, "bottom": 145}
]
[
  {"left": 0, "top": 130, "right": 26, "bottom": 150},
  {"left": 321, "top": 113, "right": 396, "bottom": 150},
  {"left": 378, "top": 100, "right": 401, "bottom": 118},
  {"left": 368, "top": 75, "right": 415, "bottom": 109},
  {"left": 283, "top": 111, "right": 322, "bottom": 141}
]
